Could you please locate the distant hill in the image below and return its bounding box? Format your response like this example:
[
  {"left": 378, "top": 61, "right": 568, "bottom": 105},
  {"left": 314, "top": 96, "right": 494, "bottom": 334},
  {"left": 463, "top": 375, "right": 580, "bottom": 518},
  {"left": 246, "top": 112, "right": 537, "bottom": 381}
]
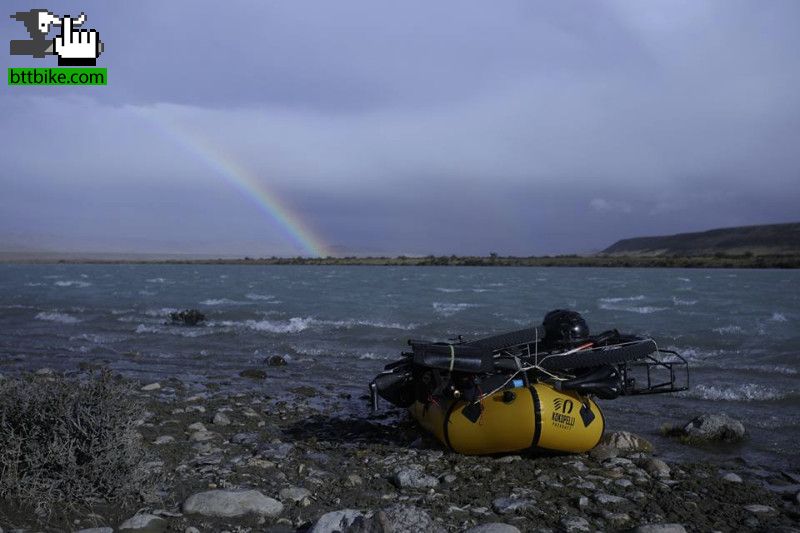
[{"left": 602, "top": 222, "right": 800, "bottom": 256}]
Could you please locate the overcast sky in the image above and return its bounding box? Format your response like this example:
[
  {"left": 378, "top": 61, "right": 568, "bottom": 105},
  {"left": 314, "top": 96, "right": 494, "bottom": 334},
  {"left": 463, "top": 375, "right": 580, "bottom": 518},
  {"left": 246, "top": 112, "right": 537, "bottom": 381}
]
[{"left": 2, "top": 1, "right": 798, "bottom": 256}]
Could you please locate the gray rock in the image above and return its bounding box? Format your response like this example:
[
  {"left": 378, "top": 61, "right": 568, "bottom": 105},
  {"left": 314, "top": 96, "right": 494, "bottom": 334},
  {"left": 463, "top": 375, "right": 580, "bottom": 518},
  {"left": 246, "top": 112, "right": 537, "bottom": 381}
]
[
  {"left": 492, "top": 497, "right": 536, "bottom": 514},
  {"left": 279, "top": 486, "right": 311, "bottom": 503},
  {"left": 722, "top": 472, "right": 742, "bottom": 483},
  {"left": 560, "top": 516, "right": 591, "bottom": 532},
  {"left": 682, "top": 413, "right": 746, "bottom": 443},
  {"left": 393, "top": 466, "right": 439, "bottom": 489},
  {"left": 182, "top": 489, "right": 283, "bottom": 517},
  {"left": 615, "top": 478, "right": 634, "bottom": 488},
  {"left": 232, "top": 432, "right": 260, "bottom": 446},
  {"left": 464, "top": 523, "right": 521, "bottom": 533},
  {"left": 495, "top": 455, "right": 522, "bottom": 463},
  {"left": 604, "top": 511, "right": 631, "bottom": 528},
  {"left": 796, "top": 490, "right": 800, "bottom": 505},
  {"left": 566, "top": 460, "right": 589, "bottom": 472},
  {"left": 184, "top": 528, "right": 200, "bottom": 533},
  {"left": 153, "top": 435, "right": 175, "bottom": 445},
  {"left": 783, "top": 471, "right": 800, "bottom": 484},
  {"left": 309, "top": 509, "right": 364, "bottom": 533},
  {"left": 307, "top": 451, "right": 331, "bottom": 464},
  {"left": 380, "top": 504, "right": 441, "bottom": 533},
  {"left": 763, "top": 482, "right": 800, "bottom": 495},
  {"left": 589, "top": 445, "right": 618, "bottom": 462},
  {"left": 642, "top": 458, "right": 671, "bottom": 478},
  {"left": 141, "top": 382, "right": 161, "bottom": 391},
  {"left": 605, "top": 457, "right": 634, "bottom": 468},
  {"left": 346, "top": 474, "right": 363, "bottom": 486},
  {"left": 632, "top": 525, "right": 687, "bottom": 533},
  {"left": 743, "top": 504, "right": 776, "bottom": 514},
  {"left": 258, "top": 442, "right": 294, "bottom": 460},
  {"left": 118, "top": 513, "right": 167, "bottom": 532},
  {"left": 267, "top": 354, "right": 288, "bottom": 366},
  {"left": 189, "top": 430, "right": 215, "bottom": 442},
  {"left": 577, "top": 496, "right": 589, "bottom": 509},
  {"left": 593, "top": 493, "right": 628, "bottom": 506},
  {"left": 600, "top": 431, "right": 654, "bottom": 453},
  {"left": 240, "top": 368, "right": 267, "bottom": 379},
  {"left": 35, "top": 367, "right": 54, "bottom": 375},
  {"left": 76, "top": 528, "right": 114, "bottom": 533},
  {"left": 212, "top": 412, "right": 231, "bottom": 426}
]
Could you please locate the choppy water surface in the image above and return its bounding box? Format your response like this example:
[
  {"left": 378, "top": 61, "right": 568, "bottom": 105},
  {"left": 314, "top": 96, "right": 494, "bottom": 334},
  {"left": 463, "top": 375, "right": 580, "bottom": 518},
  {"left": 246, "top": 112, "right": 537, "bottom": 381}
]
[{"left": 1, "top": 265, "right": 797, "bottom": 469}]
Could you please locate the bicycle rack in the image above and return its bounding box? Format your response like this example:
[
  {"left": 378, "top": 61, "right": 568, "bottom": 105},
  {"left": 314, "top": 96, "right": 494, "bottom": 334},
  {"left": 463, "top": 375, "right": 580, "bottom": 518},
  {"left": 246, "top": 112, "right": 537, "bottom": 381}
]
[{"left": 619, "top": 349, "right": 689, "bottom": 395}]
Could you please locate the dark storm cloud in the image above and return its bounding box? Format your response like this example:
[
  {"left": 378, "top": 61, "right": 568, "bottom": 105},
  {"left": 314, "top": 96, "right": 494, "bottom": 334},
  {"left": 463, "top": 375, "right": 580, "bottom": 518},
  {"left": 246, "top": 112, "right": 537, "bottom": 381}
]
[{"left": 1, "top": 0, "right": 799, "bottom": 255}]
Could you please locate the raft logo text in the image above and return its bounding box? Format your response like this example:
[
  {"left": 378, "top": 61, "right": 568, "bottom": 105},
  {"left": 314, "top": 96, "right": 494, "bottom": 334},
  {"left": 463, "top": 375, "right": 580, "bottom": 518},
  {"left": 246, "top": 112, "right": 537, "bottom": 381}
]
[
  {"left": 8, "top": 8, "right": 106, "bottom": 86},
  {"left": 552, "top": 398, "right": 576, "bottom": 429}
]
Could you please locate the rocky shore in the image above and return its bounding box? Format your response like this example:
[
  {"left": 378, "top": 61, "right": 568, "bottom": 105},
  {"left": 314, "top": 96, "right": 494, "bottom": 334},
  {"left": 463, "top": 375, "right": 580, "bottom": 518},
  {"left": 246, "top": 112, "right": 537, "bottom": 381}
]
[{"left": 1, "top": 374, "right": 799, "bottom": 532}]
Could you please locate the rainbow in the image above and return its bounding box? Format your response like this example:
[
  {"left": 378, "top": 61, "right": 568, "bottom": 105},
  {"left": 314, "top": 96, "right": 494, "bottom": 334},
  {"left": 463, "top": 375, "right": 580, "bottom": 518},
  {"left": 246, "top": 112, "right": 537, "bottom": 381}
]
[{"left": 142, "top": 110, "right": 329, "bottom": 258}]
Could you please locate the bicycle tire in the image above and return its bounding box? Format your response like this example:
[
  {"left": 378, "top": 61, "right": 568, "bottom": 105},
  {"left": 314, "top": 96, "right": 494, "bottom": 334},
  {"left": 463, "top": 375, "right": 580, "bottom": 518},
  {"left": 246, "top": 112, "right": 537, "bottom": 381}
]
[
  {"left": 496, "top": 338, "right": 657, "bottom": 372},
  {"left": 464, "top": 326, "right": 546, "bottom": 352}
]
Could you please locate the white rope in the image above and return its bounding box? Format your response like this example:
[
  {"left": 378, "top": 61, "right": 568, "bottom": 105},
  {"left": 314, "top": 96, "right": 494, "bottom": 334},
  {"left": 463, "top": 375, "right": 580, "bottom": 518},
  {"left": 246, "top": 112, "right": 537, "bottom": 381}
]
[
  {"left": 473, "top": 338, "right": 650, "bottom": 403},
  {"left": 448, "top": 344, "right": 455, "bottom": 372}
]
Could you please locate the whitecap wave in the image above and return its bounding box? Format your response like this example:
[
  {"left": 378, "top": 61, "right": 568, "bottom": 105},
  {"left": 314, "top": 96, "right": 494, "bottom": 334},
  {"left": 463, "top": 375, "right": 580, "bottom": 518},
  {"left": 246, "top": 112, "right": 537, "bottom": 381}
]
[
  {"left": 244, "top": 317, "right": 312, "bottom": 333},
  {"left": 327, "top": 318, "right": 418, "bottom": 330},
  {"left": 433, "top": 302, "right": 480, "bottom": 316},
  {"left": 713, "top": 325, "right": 744, "bottom": 335},
  {"left": 70, "top": 333, "right": 111, "bottom": 343},
  {"left": 684, "top": 383, "right": 791, "bottom": 402},
  {"left": 134, "top": 323, "right": 214, "bottom": 337},
  {"left": 215, "top": 316, "right": 417, "bottom": 333},
  {"left": 677, "top": 277, "right": 691, "bottom": 282},
  {"left": 245, "top": 293, "right": 275, "bottom": 301},
  {"left": 358, "top": 352, "right": 392, "bottom": 360},
  {"left": 135, "top": 324, "right": 159, "bottom": 334},
  {"left": 36, "top": 312, "right": 81, "bottom": 324},
  {"left": 25, "top": 282, "right": 44, "bottom": 287},
  {"left": 200, "top": 298, "right": 253, "bottom": 306},
  {"left": 672, "top": 297, "right": 698, "bottom": 306},
  {"left": 144, "top": 307, "right": 179, "bottom": 317},
  {"left": 672, "top": 348, "right": 797, "bottom": 375},
  {"left": 435, "top": 288, "right": 463, "bottom": 293},
  {"left": 146, "top": 277, "right": 167, "bottom": 283},
  {"left": 669, "top": 346, "right": 724, "bottom": 364},
  {"left": 734, "top": 364, "right": 797, "bottom": 376},
  {"left": 599, "top": 295, "right": 646, "bottom": 303},
  {"left": 771, "top": 312, "right": 788, "bottom": 322},
  {"left": 599, "top": 303, "right": 667, "bottom": 314},
  {"left": 54, "top": 280, "right": 91, "bottom": 288}
]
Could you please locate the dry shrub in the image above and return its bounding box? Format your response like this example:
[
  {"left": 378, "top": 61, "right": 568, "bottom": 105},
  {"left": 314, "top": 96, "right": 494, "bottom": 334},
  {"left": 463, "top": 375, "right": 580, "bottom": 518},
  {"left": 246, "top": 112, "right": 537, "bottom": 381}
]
[{"left": 0, "top": 371, "right": 151, "bottom": 518}]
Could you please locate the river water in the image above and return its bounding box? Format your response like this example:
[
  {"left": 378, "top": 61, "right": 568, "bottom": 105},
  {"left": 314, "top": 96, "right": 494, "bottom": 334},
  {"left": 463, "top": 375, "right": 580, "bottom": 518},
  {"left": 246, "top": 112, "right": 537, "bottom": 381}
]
[{"left": 1, "top": 264, "right": 797, "bottom": 470}]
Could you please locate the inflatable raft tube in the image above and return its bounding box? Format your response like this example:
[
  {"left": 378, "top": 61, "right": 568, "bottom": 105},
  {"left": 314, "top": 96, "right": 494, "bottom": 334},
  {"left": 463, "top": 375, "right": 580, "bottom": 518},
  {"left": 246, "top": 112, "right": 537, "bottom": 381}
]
[{"left": 409, "top": 383, "right": 604, "bottom": 455}]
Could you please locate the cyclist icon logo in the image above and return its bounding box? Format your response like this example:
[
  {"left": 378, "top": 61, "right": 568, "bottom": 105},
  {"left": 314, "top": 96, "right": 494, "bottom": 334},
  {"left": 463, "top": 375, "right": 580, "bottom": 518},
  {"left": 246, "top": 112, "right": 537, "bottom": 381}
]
[{"left": 10, "top": 9, "right": 103, "bottom": 66}]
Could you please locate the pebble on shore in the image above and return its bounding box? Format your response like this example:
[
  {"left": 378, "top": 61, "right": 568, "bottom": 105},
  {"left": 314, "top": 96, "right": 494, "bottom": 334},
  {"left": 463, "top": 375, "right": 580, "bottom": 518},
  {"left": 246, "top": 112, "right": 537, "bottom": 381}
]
[{"left": 1, "top": 372, "right": 795, "bottom": 533}]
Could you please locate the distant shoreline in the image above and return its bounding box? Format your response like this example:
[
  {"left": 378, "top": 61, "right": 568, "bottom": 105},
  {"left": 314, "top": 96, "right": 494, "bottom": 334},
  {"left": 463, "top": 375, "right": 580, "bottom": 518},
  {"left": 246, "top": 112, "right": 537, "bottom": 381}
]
[{"left": 2, "top": 254, "right": 799, "bottom": 268}]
